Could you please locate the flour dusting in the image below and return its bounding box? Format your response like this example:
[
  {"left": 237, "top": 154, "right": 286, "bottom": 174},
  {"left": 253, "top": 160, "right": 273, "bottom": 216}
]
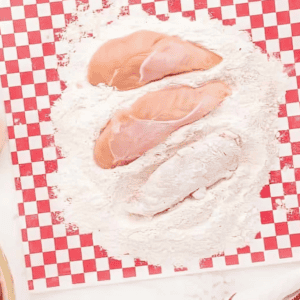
[{"left": 50, "top": 5, "right": 288, "bottom": 266}]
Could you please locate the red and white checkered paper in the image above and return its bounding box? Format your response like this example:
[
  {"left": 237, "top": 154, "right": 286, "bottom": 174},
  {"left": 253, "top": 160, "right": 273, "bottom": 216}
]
[{"left": 1, "top": 0, "right": 300, "bottom": 293}]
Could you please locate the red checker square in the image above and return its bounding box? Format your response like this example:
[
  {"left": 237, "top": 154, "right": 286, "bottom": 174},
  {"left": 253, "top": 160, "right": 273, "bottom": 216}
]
[
  {"left": 286, "top": 90, "right": 299, "bottom": 103},
  {"left": 278, "top": 104, "right": 287, "bottom": 118},
  {"left": 1, "top": 75, "right": 8, "bottom": 88},
  {"left": 48, "top": 187, "right": 56, "bottom": 200},
  {"left": 283, "top": 182, "right": 297, "bottom": 195},
  {"left": 9, "top": 86, "right": 22, "bottom": 99},
  {"left": 295, "top": 51, "right": 300, "bottom": 63},
  {"left": 194, "top": 0, "right": 207, "bottom": 9},
  {"left": 280, "top": 156, "right": 294, "bottom": 169},
  {"left": 148, "top": 265, "right": 162, "bottom": 275},
  {"left": 39, "top": 16, "right": 53, "bottom": 30},
  {"left": 236, "top": 3, "right": 249, "bottom": 17},
  {"left": 29, "top": 240, "right": 42, "bottom": 254},
  {"left": 46, "top": 69, "right": 59, "bottom": 82},
  {"left": 254, "top": 41, "right": 267, "bottom": 53},
  {"left": 58, "top": 262, "right": 71, "bottom": 276},
  {"left": 199, "top": 258, "right": 213, "bottom": 269},
  {"left": 2, "top": 35, "right": 15, "bottom": 48},
  {"left": 60, "top": 81, "right": 67, "bottom": 92},
  {"left": 134, "top": 258, "right": 148, "bottom": 267},
  {"left": 66, "top": 224, "right": 79, "bottom": 236},
  {"left": 80, "top": 234, "right": 93, "bottom": 247},
  {"left": 19, "top": 163, "right": 32, "bottom": 176},
  {"left": 279, "top": 248, "right": 293, "bottom": 259},
  {"left": 291, "top": 23, "right": 300, "bottom": 36},
  {"left": 94, "top": 246, "right": 108, "bottom": 258},
  {"left": 297, "top": 76, "right": 300, "bottom": 88},
  {"left": 50, "top": 1, "right": 64, "bottom": 14},
  {"left": 265, "top": 26, "right": 279, "bottom": 40},
  {"left": 16, "top": 138, "right": 30, "bottom": 152},
  {"left": 251, "top": 252, "right": 265, "bottom": 263},
  {"left": 69, "top": 248, "right": 82, "bottom": 261},
  {"left": 97, "top": 270, "right": 110, "bottom": 281},
  {"left": 11, "top": 0, "right": 23, "bottom": 5},
  {"left": 255, "top": 232, "right": 262, "bottom": 239},
  {"left": 24, "top": 98, "right": 37, "bottom": 111},
  {"left": 43, "top": 251, "right": 57, "bottom": 265},
  {"left": 37, "top": 200, "right": 50, "bottom": 213},
  {"left": 24, "top": 5, "right": 38, "bottom": 18},
  {"left": 292, "top": 142, "right": 300, "bottom": 155},
  {"left": 27, "top": 124, "right": 41, "bottom": 136},
  {"left": 262, "top": 0, "right": 275, "bottom": 13},
  {"left": 28, "top": 31, "right": 42, "bottom": 44},
  {"left": 17, "top": 46, "right": 30, "bottom": 60},
  {"left": 23, "top": 189, "right": 36, "bottom": 202},
  {"left": 55, "top": 237, "right": 68, "bottom": 250},
  {"left": 168, "top": 0, "right": 181, "bottom": 12},
  {"left": 223, "top": 19, "right": 236, "bottom": 26},
  {"left": 4, "top": 101, "right": 11, "bottom": 114},
  {"left": 182, "top": 11, "right": 196, "bottom": 21},
  {"left": 174, "top": 266, "right": 188, "bottom": 272},
  {"left": 123, "top": 267, "right": 136, "bottom": 278},
  {"left": 25, "top": 254, "right": 31, "bottom": 268},
  {"left": 40, "top": 225, "right": 53, "bottom": 239},
  {"left": 26, "top": 214, "right": 40, "bottom": 228},
  {"left": 51, "top": 211, "right": 64, "bottom": 225},
  {"left": 37, "top": 0, "right": 50, "bottom": 3},
  {"left": 18, "top": 203, "right": 25, "bottom": 216},
  {"left": 13, "top": 112, "right": 26, "bottom": 125},
  {"left": 289, "top": 0, "right": 300, "bottom": 10},
  {"left": 15, "top": 178, "right": 21, "bottom": 190},
  {"left": 32, "top": 266, "right": 45, "bottom": 279},
  {"left": 269, "top": 170, "right": 282, "bottom": 184},
  {"left": 46, "top": 277, "right": 59, "bottom": 288},
  {"left": 260, "top": 211, "right": 274, "bottom": 224},
  {"left": 225, "top": 255, "right": 239, "bottom": 265},
  {"left": 35, "top": 83, "right": 48, "bottom": 96},
  {"left": 38, "top": 109, "right": 51, "bottom": 122},
  {"left": 237, "top": 246, "right": 250, "bottom": 254},
  {"left": 221, "top": 0, "right": 233, "bottom": 5},
  {"left": 31, "top": 149, "right": 44, "bottom": 162},
  {"left": 280, "top": 38, "right": 294, "bottom": 51},
  {"left": 264, "top": 236, "right": 278, "bottom": 250},
  {"left": 284, "top": 64, "right": 296, "bottom": 77},
  {"left": 290, "top": 233, "right": 300, "bottom": 247},
  {"left": 72, "top": 274, "right": 85, "bottom": 284},
  {"left": 11, "top": 152, "right": 18, "bottom": 165},
  {"left": 56, "top": 147, "right": 64, "bottom": 159},
  {"left": 295, "top": 169, "right": 300, "bottom": 181},
  {"left": 20, "top": 72, "right": 34, "bottom": 85},
  {"left": 21, "top": 228, "right": 27, "bottom": 241},
  {"left": 128, "top": 0, "right": 141, "bottom": 4},
  {"left": 260, "top": 185, "right": 271, "bottom": 198},
  {"left": 33, "top": 175, "right": 47, "bottom": 188},
  {"left": 251, "top": 15, "right": 264, "bottom": 28},
  {"left": 275, "top": 222, "right": 289, "bottom": 235},
  {"left": 142, "top": 3, "right": 156, "bottom": 15},
  {"left": 277, "top": 11, "right": 290, "bottom": 25},
  {"left": 28, "top": 280, "right": 34, "bottom": 291},
  {"left": 50, "top": 95, "right": 60, "bottom": 106},
  {"left": 31, "top": 57, "right": 45, "bottom": 70},
  {"left": 45, "top": 161, "right": 58, "bottom": 173},
  {"left": 108, "top": 257, "right": 122, "bottom": 269},
  {"left": 208, "top": 7, "right": 222, "bottom": 20},
  {"left": 13, "top": 19, "right": 27, "bottom": 32},
  {"left": 0, "top": 8, "right": 12, "bottom": 21},
  {"left": 287, "top": 208, "right": 300, "bottom": 221},
  {"left": 83, "top": 259, "right": 96, "bottom": 273}
]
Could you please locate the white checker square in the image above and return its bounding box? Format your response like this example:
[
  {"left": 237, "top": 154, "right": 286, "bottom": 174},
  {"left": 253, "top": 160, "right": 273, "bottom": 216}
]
[
  {"left": 287, "top": 103, "right": 300, "bottom": 117},
  {"left": 207, "top": 0, "right": 220, "bottom": 8},
  {"left": 18, "top": 59, "right": 32, "bottom": 72},
  {"left": 37, "top": 3, "right": 51, "bottom": 17},
  {"left": 41, "top": 238, "right": 55, "bottom": 252},
  {"left": 278, "top": 117, "right": 289, "bottom": 130},
  {"left": 51, "top": 15, "right": 66, "bottom": 29},
  {"left": 280, "top": 50, "right": 295, "bottom": 64},
  {"left": 35, "top": 187, "right": 48, "bottom": 201},
  {"left": 23, "top": 0, "right": 36, "bottom": 4},
  {"left": 263, "top": 13, "right": 277, "bottom": 27},
  {"left": 3, "top": 47, "right": 18, "bottom": 61},
  {"left": 290, "top": 9, "right": 300, "bottom": 23},
  {"left": 275, "top": 0, "right": 289, "bottom": 12},
  {"left": 33, "top": 70, "right": 47, "bottom": 84},
  {"left": 32, "top": 279, "right": 46, "bottom": 292},
  {"left": 96, "top": 258, "right": 109, "bottom": 271},
  {"left": 154, "top": 1, "right": 169, "bottom": 15},
  {"left": 1, "top": 88, "right": 10, "bottom": 101},
  {"left": 21, "top": 176, "right": 35, "bottom": 189},
  {"left": 109, "top": 269, "right": 124, "bottom": 281},
  {"left": 53, "top": 224, "right": 66, "bottom": 238},
  {"left": 121, "top": 255, "right": 135, "bottom": 268},
  {"left": 12, "top": 165, "right": 20, "bottom": 177},
  {"left": 44, "top": 56, "right": 58, "bottom": 69},
  {"left": 1, "top": 21, "right": 14, "bottom": 34},
  {"left": 9, "top": 140, "right": 16, "bottom": 152},
  {"left": 249, "top": 239, "right": 264, "bottom": 252},
  {"left": 30, "top": 253, "right": 44, "bottom": 267},
  {"left": 260, "top": 223, "right": 276, "bottom": 237},
  {"left": 0, "top": 0, "right": 11, "bottom": 8},
  {"left": 273, "top": 209, "right": 288, "bottom": 222},
  {"left": 45, "top": 264, "right": 58, "bottom": 278},
  {"left": 270, "top": 183, "right": 284, "bottom": 197},
  {"left": 38, "top": 213, "right": 52, "bottom": 226},
  {"left": 223, "top": 247, "right": 238, "bottom": 256},
  {"left": 251, "top": 28, "right": 266, "bottom": 42},
  {"left": 55, "top": 41, "right": 68, "bottom": 55},
  {"left": 40, "top": 122, "right": 54, "bottom": 135},
  {"left": 296, "top": 63, "right": 300, "bottom": 75},
  {"left": 56, "top": 250, "right": 70, "bottom": 263},
  {"left": 14, "top": 124, "right": 28, "bottom": 138},
  {"left": 40, "top": 29, "right": 55, "bottom": 44},
  {"left": 279, "top": 143, "right": 292, "bottom": 157},
  {"left": 29, "top": 44, "right": 43, "bottom": 58},
  {"left": 62, "top": 0, "right": 76, "bottom": 13},
  {"left": 81, "top": 247, "right": 95, "bottom": 260},
  {"left": 27, "top": 227, "right": 41, "bottom": 241},
  {"left": 270, "top": 157, "right": 281, "bottom": 171},
  {"left": 22, "top": 85, "right": 36, "bottom": 98},
  {"left": 14, "top": 32, "right": 29, "bottom": 46},
  {"left": 195, "top": 9, "right": 210, "bottom": 21},
  {"left": 278, "top": 24, "right": 292, "bottom": 38},
  {"left": 11, "top": 99, "right": 25, "bottom": 113},
  {"left": 43, "top": 147, "right": 57, "bottom": 161},
  {"left": 25, "top": 110, "right": 39, "bottom": 124},
  {"left": 212, "top": 256, "right": 226, "bottom": 269},
  {"left": 29, "top": 136, "right": 42, "bottom": 150},
  {"left": 141, "top": 0, "right": 154, "bottom": 3},
  {"left": 296, "top": 181, "right": 300, "bottom": 194},
  {"left": 6, "top": 113, "right": 13, "bottom": 127},
  {"left": 70, "top": 261, "right": 84, "bottom": 274},
  {"left": 47, "top": 81, "right": 61, "bottom": 95},
  {"left": 290, "top": 129, "right": 300, "bottom": 142},
  {"left": 236, "top": 16, "right": 251, "bottom": 30},
  {"left": 11, "top": 6, "right": 25, "bottom": 20},
  {"left": 24, "top": 201, "right": 38, "bottom": 215},
  {"left": 181, "top": 0, "right": 194, "bottom": 11},
  {"left": 17, "top": 150, "right": 31, "bottom": 164},
  {"left": 19, "top": 215, "right": 26, "bottom": 230},
  {"left": 15, "top": 190, "right": 23, "bottom": 204},
  {"left": 292, "top": 247, "right": 300, "bottom": 258},
  {"left": 248, "top": 1, "right": 262, "bottom": 15},
  {"left": 281, "top": 168, "right": 296, "bottom": 182},
  {"left": 277, "top": 235, "right": 291, "bottom": 249},
  {"left": 58, "top": 276, "right": 72, "bottom": 288},
  {"left": 7, "top": 74, "right": 21, "bottom": 87},
  {"left": 32, "top": 161, "right": 46, "bottom": 175},
  {"left": 264, "top": 250, "right": 279, "bottom": 262},
  {"left": 36, "top": 96, "right": 50, "bottom": 110},
  {"left": 285, "top": 195, "right": 299, "bottom": 208},
  {"left": 237, "top": 254, "right": 252, "bottom": 267},
  {"left": 25, "top": 18, "right": 40, "bottom": 32},
  {"left": 221, "top": 5, "right": 236, "bottom": 19},
  {"left": 128, "top": 4, "right": 142, "bottom": 16},
  {"left": 288, "top": 220, "right": 300, "bottom": 234},
  {"left": 84, "top": 273, "right": 97, "bottom": 284},
  {"left": 294, "top": 155, "right": 300, "bottom": 168},
  {"left": 67, "top": 235, "right": 81, "bottom": 249},
  {"left": 89, "top": 0, "right": 103, "bottom": 10},
  {"left": 135, "top": 266, "right": 149, "bottom": 278}
]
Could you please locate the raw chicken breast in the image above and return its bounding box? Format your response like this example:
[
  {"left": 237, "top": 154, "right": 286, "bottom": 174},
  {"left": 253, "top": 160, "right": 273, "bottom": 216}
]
[
  {"left": 126, "top": 131, "right": 242, "bottom": 217},
  {"left": 87, "top": 30, "right": 223, "bottom": 90},
  {"left": 94, "top": 80, "right": 232, "bottom": 169}
]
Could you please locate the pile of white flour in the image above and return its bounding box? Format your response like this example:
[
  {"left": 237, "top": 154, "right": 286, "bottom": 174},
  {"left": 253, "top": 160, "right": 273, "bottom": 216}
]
[{"left": 50, "top": 5, "right": 288, "bottom": 266}]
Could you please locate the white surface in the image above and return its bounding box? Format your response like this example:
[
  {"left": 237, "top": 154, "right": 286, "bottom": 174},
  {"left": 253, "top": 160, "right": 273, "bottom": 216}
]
[{"left": 0, "top": 95, "right": 300, "bottom": 299}]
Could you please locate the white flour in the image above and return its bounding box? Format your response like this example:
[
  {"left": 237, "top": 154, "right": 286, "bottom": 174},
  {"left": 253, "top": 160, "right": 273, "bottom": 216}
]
[{"left": 51, "top": 4, "right": 288, "bottom": 266}]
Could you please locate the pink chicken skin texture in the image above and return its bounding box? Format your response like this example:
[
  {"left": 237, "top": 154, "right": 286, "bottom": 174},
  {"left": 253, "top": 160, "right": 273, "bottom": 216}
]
[
  {"left": 87, "top": 30, "right": 223, "bottom": 91},
  {"left": 94, "top": 81, "right": 232, "bottom": 169}
]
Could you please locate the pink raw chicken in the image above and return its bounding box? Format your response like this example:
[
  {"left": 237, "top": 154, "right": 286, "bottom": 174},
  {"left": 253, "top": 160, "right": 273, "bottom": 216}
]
[
  {"left": 94, "top": 80, "right": 232, "bottom": 169},
  {"left": 87, "top": 30, "right": 223, "bottom": 91}
]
